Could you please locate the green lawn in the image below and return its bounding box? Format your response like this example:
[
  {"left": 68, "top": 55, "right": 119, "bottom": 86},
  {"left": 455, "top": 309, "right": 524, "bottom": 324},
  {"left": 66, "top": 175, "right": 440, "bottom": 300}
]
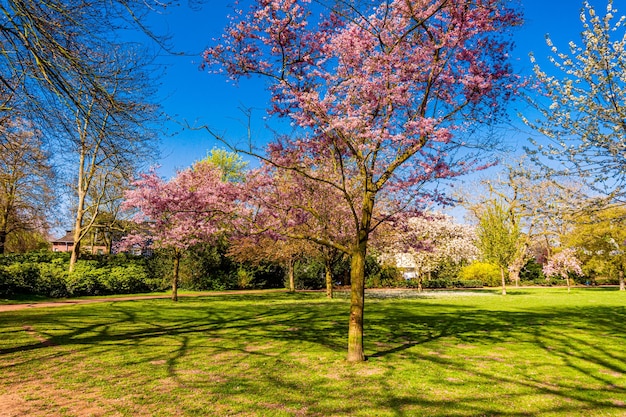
[{"left": 0, "top": 288, "right": 624, "bottom": 416}]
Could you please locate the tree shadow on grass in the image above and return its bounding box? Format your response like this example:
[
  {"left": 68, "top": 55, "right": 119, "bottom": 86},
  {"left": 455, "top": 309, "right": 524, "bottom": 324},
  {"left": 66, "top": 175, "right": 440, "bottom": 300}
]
[{"left": 0, "top": 292, "right": 625, "bottom": 416}]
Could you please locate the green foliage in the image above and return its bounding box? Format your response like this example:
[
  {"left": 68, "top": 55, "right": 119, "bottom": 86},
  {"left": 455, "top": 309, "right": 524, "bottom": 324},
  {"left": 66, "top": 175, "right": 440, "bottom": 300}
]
[
  {"left": 181, "top": 241, "right": 239, "bottom": 291},
  {"left": 0, "top": 252, "right": 167, "bottom": 297},
  {"left": 236, "top": 268, "right": 255, "bottom": 289},
  {"left": 432, "top": 259, "right": 466, "bottom": 282},
  {"left": 294, "top": 259, "right": 325, "bottom": 289},
  {"left": 419, "top": 278, "right": 483, "bottom": 289},
  {"left": 519, "top": 258, "right": 545, "bottom": 284},
  {"left": 476, "top": 199, "right": 520, "bottom": 270},
  {"left": 364, "top": 255, "right": 403, "bottom": 288},
  {"left": 459, "top": 261, "right": 501, "bottom": 287},
  {"left": 197, "top": 148, "right": 248, "bottom": 182}
]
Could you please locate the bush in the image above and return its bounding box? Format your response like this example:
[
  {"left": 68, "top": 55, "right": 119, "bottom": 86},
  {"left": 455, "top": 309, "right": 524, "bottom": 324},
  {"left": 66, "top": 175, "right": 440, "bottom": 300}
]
[
  {"left": 459, "top": 262, "right": 501, "bottom": 287},
  {"left": 365, "top": 256, "right": 404, "bottom": 288},
  {"left": 66, "top": 261, "right": 107, "bottom": 296},
  {"left": 519, "top": 259, "right": 545, "bottom": 284},
  {"left": 37, "top": 260, "right": 70, "bottom": 298},
  {"left": 294, "top": 259, "right": 325, "bottom": 290}
]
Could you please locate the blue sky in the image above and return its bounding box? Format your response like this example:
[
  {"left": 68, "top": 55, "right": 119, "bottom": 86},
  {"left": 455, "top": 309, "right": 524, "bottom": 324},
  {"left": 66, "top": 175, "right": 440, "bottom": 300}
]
[{"left": 144, "top": 0, "right": 599, "bottom": 178}]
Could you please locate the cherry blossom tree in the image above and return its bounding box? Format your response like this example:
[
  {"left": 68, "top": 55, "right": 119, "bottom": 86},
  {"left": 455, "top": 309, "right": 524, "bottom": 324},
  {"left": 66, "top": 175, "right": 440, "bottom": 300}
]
[
  {"left": 119, "top": 162, "right": 240, "bottom": 301},
  {"left": 205, "top": 0, "right": 521, "bottom": 361},
  {"left": 238, "top": 166, "right": 354, "bottom": 298},
  {"left": 543, "top": 248, "right": 584, "bottom": 292}
]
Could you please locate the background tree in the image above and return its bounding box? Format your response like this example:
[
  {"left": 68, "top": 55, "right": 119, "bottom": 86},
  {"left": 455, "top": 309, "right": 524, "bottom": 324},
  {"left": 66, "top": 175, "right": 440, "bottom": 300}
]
[
  {"left": 242, "top": 167, "right": 355, "bottom": 298},
  {"left": 0, "top": 119, "right": 54, "bottom": 254},
  {"left": 63, "top": 46, "right": 159, "bottom": 272},
  {"left": 0, "top": 0, "right": 173, "bottom": 119},
  {"left": 464, "top": 160, "right": 585, "bottom": 286},
  {"left": 475, "top": 198, "right": 520, "bottom": 295},
  {"left": 201, "top": 148, "right": 249, "bottom": 182},
  {"left": 120, "top": 162, "right": 240, "bottom": 301},
  {"left": 0, "top": 1, "right": 173, "bottom": 266},
  {"left": 228, "top": 235, "right": 316, "bottom": 292},
  {"left": 524, "top": 0, "right": 626, "bottom": 203},
  {"left": 564, "top": 205, "right": 626, "bottom": 290},
  {"left": 205, "top": 0, "right": 521, "bottom": 362},
  {"left": 378, "top": 212, "right": 478, "bottom": 292},
  {"left": 543, "top": 248, "right": 584, "bottom": 292}
]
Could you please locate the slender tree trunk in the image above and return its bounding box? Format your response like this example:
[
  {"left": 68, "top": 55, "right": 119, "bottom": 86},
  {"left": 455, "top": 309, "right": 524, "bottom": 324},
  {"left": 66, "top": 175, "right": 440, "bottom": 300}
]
[
  {"left": 619, "top": 269, "right": 625, "bottom": 291},
  {"left": 70, "top": 149, "right": 88, "bottom": 273},
  {"left": 566, "top": 276, "right": 570, "bottom": 292},
  {"left": 500, "top": 266, "right": 507, "bottom": 296},
  {"left": 172, "top": 251, "right": 180, "bottom": 302},
  {"left": 69, "top": 210, "right": 84, "bottom": 273},
  {"left": 325, "top": 258, "right": 333, "bottom": 299},
  {"left": 417, "top": 274, "right": 423, "bottom": 293},
  {"left": 288, "top": 257, "right": 295, "bottom": 292},
  {"left": 509, "top": 266, "right": 520, "bottom": 288}
]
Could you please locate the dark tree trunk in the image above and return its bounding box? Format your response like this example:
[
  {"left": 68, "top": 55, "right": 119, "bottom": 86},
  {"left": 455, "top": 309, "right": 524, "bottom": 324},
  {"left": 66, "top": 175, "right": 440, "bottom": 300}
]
[{"left": 0, "top": 230, "right": 6, "bottom": 255}]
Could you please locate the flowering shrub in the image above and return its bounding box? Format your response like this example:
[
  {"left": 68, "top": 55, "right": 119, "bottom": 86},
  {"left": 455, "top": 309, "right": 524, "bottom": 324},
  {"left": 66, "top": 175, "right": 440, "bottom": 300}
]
[{"left": 543, "top": 249, "right": 584, "bottom": 291}]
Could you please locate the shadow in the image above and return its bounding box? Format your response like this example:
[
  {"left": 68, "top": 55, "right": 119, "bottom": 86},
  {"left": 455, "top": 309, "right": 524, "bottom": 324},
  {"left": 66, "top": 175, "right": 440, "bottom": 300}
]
[{"left": 0, "top": 291, "right": 625, "bottom": 416}]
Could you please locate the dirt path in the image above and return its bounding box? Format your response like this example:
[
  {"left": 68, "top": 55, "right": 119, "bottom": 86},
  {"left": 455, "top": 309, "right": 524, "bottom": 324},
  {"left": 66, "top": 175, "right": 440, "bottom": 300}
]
[{"left": 0, "top": 289, "right": 288, "bottom": 313}]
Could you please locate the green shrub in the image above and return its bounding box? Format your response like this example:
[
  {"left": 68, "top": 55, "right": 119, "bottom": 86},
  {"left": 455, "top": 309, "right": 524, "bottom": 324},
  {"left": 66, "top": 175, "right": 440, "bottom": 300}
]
[
  {"left": 459, "top": 262, "right": 501, "bottom": 287},
  {"left": 67, "top": 261, "right": 107, "bottom": 296},
  {"left": 294, "top": 259, "right": 324, "bottom": 290},
  {"left": 519, "top": 259, "right": 545, "bottom": 284},
  {"left": 365, "top": 256, "right": 404, "bottom": 288},
  {"left": 104, "top": 264, "right": 150, "bottom": 294},
  {"left": 37, "top": 261, "right": 70, "bottom": 298},
  {"left": 237, "top": 268, "right": 255, "bottom": 289}
]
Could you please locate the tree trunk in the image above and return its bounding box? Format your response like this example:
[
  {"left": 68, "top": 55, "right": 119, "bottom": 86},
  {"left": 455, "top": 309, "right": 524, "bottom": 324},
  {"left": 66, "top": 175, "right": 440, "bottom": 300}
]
[
  {"left": 566, "top": 275, "right": 571, "bottom": 292},
  {"left": 288, "top": 257, "right": 295, "bottom": 292},
  {"left": 172, "top": 251, "right": 180, "bottom": 302},
  {"left": 619, "top": 269, "right": 625, "bottom": 291},
  {"left": 347, "top": 243, "right": 366, "bottom": 362},
  {"left": 69, "top": 149, "right": 88, "bottom": 273},
  {"left": 500, "top": 266, "right": 506, "bottom": 295},
  {"left": 69, "top": 218, "right": 83, "bottom": 273},
  {"left": 325, "top": 258, "right": 333, "bottom": 299},
  {"left": 509, "top": 266, "right": 520, "bottom": 287},
  {"left": 0, "top": 230, "right": 6, "bottom": 255},
  {"left": 417, "top": 274, "right": 423, "bottom": 293}
]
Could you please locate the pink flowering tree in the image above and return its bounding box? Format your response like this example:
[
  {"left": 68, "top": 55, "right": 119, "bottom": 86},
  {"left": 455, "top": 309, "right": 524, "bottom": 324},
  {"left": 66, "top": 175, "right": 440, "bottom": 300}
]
[
  {"left": 204, "top": 0, "right": 521, "bottom": 361},
  {"left": 238, "top": 165, "right": 354, "bottom": 298},
  {"left": 119, "top": 161, "right": 240, "bottom": 301},
  {"left": 543, "top": 248, "right": 584, "bottom": 292}
]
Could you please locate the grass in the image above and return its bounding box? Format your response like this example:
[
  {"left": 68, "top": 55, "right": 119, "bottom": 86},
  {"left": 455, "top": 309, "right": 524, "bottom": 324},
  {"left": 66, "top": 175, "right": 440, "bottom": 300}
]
[{"left": 0, "top": 287, "right": 625, "bottom": 416}]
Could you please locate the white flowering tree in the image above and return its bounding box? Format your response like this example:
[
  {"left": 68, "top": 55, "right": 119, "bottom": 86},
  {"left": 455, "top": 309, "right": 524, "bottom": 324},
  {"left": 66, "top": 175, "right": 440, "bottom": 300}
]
[
  {"left": 379, "top": 212, "right": 478, "bottom": 291},
  {"left": 543, "top": 248, "right": 584, "bottom": 292},
  {"left": 523, "top": 0, "right": 626, "bottom": 202}
]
